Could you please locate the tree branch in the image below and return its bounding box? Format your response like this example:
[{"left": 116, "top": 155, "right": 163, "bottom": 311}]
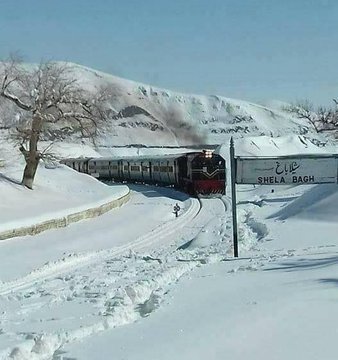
[{"left": 1, "top": 90, "right": 32, "bottom": 111}]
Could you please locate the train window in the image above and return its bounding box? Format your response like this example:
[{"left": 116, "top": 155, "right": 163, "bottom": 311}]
[
  {"left": 111, "top": 165, "right": 118, "bottom": 170},
  {"left": 160, "top": 166, "right": 168, "bottom": 172},
  {"left": 168, "top": 166, "right": 173, "bottom": 172},
  {"left": 131, "top": 165, "right": 140, "bottom": 171},
  {"left": 153, "top": 166, "right": 159, "bottom": 171},
  {"left": 123, "top": 165, "right": 129, "bottom": 171},
  {"left": 142, "top": 166, "right": 149, "bottom": 172}
]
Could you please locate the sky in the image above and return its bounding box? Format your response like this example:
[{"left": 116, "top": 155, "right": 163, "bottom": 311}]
[{"left": 1, "top": 0, "right": 338, "bottom": 106}]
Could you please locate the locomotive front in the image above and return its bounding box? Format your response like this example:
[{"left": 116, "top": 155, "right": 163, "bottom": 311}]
[{"left": 190, "top": 150, "right": 226, "bottom": 195}]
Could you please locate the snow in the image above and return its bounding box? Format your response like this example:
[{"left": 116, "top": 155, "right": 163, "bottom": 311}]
[
  {"left": 0, "top": 64, "right": 338, "bottom": 359},
  {"left": 0, "top": 139, "right": 337, "bottom": 359},
  {"left": 3, "top": 62, "right": 333, "bottom": 148},
  {"left": 0, "top": 165, "right": 129, "bottom": 233}
]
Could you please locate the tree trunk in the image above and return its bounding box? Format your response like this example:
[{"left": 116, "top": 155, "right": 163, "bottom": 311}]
[
  {"left": 21, "top": 113, "right": 42, "bottom": 189},
  {"left": 22, "top": 156, "right": 39, "bottom": 189}
]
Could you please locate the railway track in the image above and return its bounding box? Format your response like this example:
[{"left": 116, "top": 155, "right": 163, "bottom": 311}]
[
  {"left": 0, "top": 196, "right": 201, "bottom": 297},
  {"left": 0, "top": 193, "right": 231, "bottom": 360}
]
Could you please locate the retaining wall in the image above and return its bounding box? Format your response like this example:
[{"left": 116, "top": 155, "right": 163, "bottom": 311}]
[{"left": 0, "top": 191, "right": 130, "bottom": 241}]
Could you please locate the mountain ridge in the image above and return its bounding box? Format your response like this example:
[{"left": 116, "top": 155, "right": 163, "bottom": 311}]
[{"left": 0, "top": 61, "right": 331, "bottom": 150}]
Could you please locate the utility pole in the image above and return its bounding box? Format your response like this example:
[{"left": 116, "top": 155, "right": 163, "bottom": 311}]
[{"left": 230, "top": 137, "right": 238, "bottom": 257}]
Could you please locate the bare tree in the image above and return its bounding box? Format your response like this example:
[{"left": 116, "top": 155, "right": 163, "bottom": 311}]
[
  {"left": 0, "top": 57, "right": 112, "bottom": 189},
  {"left": 285, "top": 99, "right": 338, "bottom": 133}
]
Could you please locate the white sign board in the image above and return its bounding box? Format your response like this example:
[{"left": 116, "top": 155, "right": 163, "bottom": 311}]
[{"left": 236, "top": 156, "right": 338, "bottom": 185}]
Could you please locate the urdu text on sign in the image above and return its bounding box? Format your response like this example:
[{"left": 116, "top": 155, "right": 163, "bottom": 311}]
[{"left": 235, "top": 156, "right": 338, "bottom": 185}]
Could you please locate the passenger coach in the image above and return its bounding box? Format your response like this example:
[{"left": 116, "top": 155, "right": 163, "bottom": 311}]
[{"left": 61, "top": 151, "right": 226, "bottom": 196}]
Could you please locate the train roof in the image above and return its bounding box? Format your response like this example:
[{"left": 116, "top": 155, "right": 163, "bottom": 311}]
[
  {"left": 91, "top": 153, "right": 193, "bottom": 162},
  {"left": 61, "top": 151, "right": 224, "bottom": 163}
]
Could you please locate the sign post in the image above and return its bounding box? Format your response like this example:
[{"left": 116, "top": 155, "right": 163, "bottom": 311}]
[
  {"left": 230, "top": 137, "right": 238, "bottom": 258},
  {"left": 229, "top": 143, "right": 337, "bottom": 258}
]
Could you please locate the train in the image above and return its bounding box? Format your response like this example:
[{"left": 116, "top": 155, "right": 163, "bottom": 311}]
[{"left": 61, "top": 150, "right": 226, "bottom": 196}]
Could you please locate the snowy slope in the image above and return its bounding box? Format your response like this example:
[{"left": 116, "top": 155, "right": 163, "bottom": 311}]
[
  {"left": 70, "top": 63, "right": 324, "bottom": 147},
  {"left": 1, "top": 62, "right": 329, "bottom": 150}
]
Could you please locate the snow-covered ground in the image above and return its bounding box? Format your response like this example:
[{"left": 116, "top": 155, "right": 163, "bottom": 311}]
[{"left": 0, "top": 133, "right": 337, "bottom": 360}]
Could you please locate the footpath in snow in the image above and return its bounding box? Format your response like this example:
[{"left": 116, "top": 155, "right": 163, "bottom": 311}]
[{"left": 63, "top": 182, "right": 338, "bottom": 360}]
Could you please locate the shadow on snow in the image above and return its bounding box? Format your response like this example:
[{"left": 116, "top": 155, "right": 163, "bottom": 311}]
[
  {"left": 0, "top": 172, "right": 22, "bottom": 186},
  {"left": 267, "top": 184, "right": 338, "bottom": 222},
  {"left": 264, "top": 255, "right": 338, "bottom": 272},
  {"left": 317, "top": 278, "right": 338, "bottom": 287}
]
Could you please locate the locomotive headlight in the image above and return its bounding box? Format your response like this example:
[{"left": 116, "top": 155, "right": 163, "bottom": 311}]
[{"left": 204, "top": 150, "right": 213, "bottom": 158}]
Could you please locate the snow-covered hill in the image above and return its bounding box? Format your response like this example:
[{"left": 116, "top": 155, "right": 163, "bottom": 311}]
[
  {"left": 1, "top": 62, "right": 325, "bottom": 149},
  {"left": 1, "top": 61, "right": 336, "bottom": 160},
  {"left": 70, "top": 63, "right": 323, "bottom": 147}
]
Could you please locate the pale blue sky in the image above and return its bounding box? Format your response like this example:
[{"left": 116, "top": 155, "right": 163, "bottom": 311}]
[{"left": 1, "top": 0, "right": 338, "bottom": 105}]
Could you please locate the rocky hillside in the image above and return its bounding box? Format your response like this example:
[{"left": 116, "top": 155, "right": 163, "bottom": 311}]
[{"left": 60, "top": 64, "right": 321, "bottom": 147}]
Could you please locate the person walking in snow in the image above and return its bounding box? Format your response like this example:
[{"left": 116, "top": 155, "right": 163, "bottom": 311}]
[{"left": 173, "top": 203, "right": 181, "bottom": 218}]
